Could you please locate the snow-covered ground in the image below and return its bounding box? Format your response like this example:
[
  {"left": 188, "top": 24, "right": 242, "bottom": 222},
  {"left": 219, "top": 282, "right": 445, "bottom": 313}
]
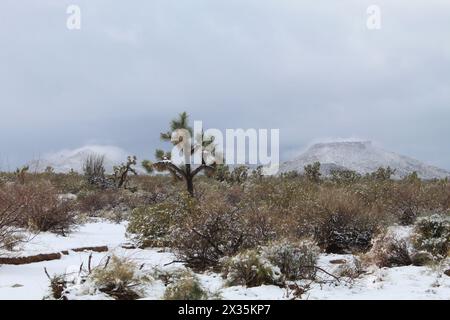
[{"left": 0, "top": 221, "right": 449, "bottom": 300}]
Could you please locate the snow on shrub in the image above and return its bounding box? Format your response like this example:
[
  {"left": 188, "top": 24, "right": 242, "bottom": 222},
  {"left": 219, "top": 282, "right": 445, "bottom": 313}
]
[
  {"left": 304, "top": 189, "right": 381, "bottom": 254},
  {"left": 413, "top": 213, "right": 450, "bottom": 258},
  {"left": 334, "top": 257, "right": 364, "bottom": 279},
  {"left": 261, "top": 239, "right": 320, "bottom": 280},
  {"left": 46, "top": 256, "right": 153, "bottom": 300},
  {"left": 163, "top": 270, "right": 208, "bottom": 300},
  {"left": 84, "top": 256, "right": 151, "bottom": 300},
  {"left": 170, "top": 193, "right": 274, "bottom": 270},
  {"left": 221, "top": 249, "right": 283, "bottom": 287},
  {"left": 127, "top": 202, "right": 180, "bottom": 247},
  {"left": 366, "top": 229, "right": 412, "bottom": 267},
  {"left": 0, "top": 185, "right": 26, "bottom": 251},
  {"left": 0, "top": 181, "right": 76, "bottom": 236},
  {"left": 45, "top": 272, "right": 70, "bottom": 300}
]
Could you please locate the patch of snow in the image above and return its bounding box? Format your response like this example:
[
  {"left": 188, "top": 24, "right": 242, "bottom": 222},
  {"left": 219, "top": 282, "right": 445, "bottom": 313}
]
[
  {"left": 1, "top": 221, "right": 449, "bottom": 300},
  {"left": 0, "top": 221, "right": 127, "bottom": 257}
]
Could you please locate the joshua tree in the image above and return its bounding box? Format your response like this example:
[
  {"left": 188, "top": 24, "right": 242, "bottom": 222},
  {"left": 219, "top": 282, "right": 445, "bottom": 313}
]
[
  {"left": 304, "top": 161, "right": 321, "bottom": 183},
  {"left": 145, "top": 112, "right": 218, "bottom": 196},
  {"left": 371, "top": 166, "right": 396, "bottom": 181},
  {"left": 113, "top": 156, "right": 138, "bottom": 189}
]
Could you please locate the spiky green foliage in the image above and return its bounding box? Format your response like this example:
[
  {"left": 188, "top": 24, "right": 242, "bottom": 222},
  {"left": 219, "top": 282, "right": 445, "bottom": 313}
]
[
  {"left": 150, "top": 112, "right": 218, "bottom": 196},
  {"left": 304, "top": 162, "right": 321, "bottom": 183},
  {"left": 370, "top": 166, "right": 396, "bottom": 181},
  {"left": 160, "top": 111, "right": 193, "bottom": 141},
  {"left": 141, "top": 160, "right": 154, "bottom": 174}
]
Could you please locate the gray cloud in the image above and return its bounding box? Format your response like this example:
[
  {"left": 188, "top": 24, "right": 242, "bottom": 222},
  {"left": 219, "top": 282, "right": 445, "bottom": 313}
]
[{"left": 1, "top": 0, "right": 450, "bottom": 169}]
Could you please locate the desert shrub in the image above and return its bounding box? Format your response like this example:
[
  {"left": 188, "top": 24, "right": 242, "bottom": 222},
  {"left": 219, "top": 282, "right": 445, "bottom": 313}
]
[
  {"left": 22, "top": 182, "right": 76, "bottom": 235},
  {"left": 330, "top": 169, "right": 361, "bottom": 185},
  {"left": 304, "top": 189, "right": 381, "bottom": 253},
  {"left": 334, "top": 257, "right": 364, "bottom": 279},
  {"left": 261, "top": 239, "right": 320, "bottom": 280},
  {"left": 15, "top": 166, "right": 29, "bottom": 184},
  {"left": 392, "top": 182, "right": 425, "bottom": 225},
  {"left": 48, "top": 172, "right": 86, "bottom": 194},
  {"left": 170, "top": 192, "right": 274, "bottom": 270},
  {"left": 132, "top": 174, "right": 173, "bottom": 194},
  {"left": 221, "top": 249, "right": 283, "bottom": 287},
  {"left": 0, "top": 185, "right": 26, "bottom": 251},
  {"left": 366, "top": 230, "right": 412, "bottom": 267},
  {"left": 435, "top": 181, "right": 450, "bottom": 210},
  {"left": 45, "top": 272, "right": 69, "bottom": 300},
  {"left": 412, "top": 213, "right": 450, "bottom": 258},
  {"left": 83, "top": 154, "right": 108, "bottom": 188},
  {"left": 280, "top": 171, "right": 301, "bottom": 179},
  {"left": 214, "top": 165, "right": 249, "bottom": 184},
  {"left": 89, "top": 256, "right": 151, "bottom": 300},
  {"left": 127, "top": 202, "right": 181, "bottom": 247},
  {"left": 77, "top": 188, "right": 164, "bottom": 219},
  {"left": 0, "top": 233, "right": 25, "bottom": 251},
  {"left": 410, "top": 251, "right": 435, "bottom": 266},
  {"left": 0, "top": 182, "right": 76, "bottom": 235},
  {"left": 163, "top": 270, "right": 208, "bottom": 300},
  {"left": 76, "top": 189, "right": 123, "bottom": 213},
  {"left": 316, "top": 212, "right": 377, "bottom": 254}
]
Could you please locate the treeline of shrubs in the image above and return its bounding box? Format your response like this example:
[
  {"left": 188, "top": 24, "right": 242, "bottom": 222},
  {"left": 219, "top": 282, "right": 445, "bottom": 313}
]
[
  {"left": 1, "top": 164, "right": 449, "bottom": 299},
  {"left": 126, "top": 175, "right": 449, "bottom": 270},
  {"left": 1, "top": 166, "right": 449, "bottom": 256}
]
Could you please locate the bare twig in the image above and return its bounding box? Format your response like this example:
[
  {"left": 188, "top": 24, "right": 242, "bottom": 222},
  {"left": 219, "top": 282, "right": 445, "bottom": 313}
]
[
  {"left": 88, "top": 253, "right": 93, "bottom": 273},
  {"left": 44, "top": 267, "right": 51, "bottom": 280}
]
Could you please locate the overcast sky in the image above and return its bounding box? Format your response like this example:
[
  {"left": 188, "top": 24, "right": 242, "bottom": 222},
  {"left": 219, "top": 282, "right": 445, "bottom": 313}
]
[{"left": 1, "top": 0, "right": 449, "bottom": 170}]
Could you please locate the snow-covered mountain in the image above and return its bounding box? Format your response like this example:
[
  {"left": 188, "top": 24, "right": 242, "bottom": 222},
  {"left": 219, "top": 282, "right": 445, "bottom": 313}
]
[
  {"left": 280, "top": 141, "right": 450, "bottom": 179},
  {"left": 28, "top": 145, "right": 139, "bottom": 174}
]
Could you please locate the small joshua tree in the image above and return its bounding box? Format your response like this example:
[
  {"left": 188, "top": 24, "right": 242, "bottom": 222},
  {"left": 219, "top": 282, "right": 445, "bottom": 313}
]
[
  {"left": 371, "top": 166, "right": 396, "bottom": 181},
  {"left": 143, "top": 112, "right": 219, "bottom": 196},
  {"left": 304, "top": 162, "right": 321, "bottom": 183},
  {"left": 113, "top": 156, "right": 138, "bottom": 189}
]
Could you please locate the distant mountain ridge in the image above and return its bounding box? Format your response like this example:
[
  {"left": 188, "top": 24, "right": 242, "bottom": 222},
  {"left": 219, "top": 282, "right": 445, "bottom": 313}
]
[
  {"left": 280, "top": 141, "right": 450, "bottom": 179},
  {"left": 28, "top": 145, "right": 144, "bottom": 174}
]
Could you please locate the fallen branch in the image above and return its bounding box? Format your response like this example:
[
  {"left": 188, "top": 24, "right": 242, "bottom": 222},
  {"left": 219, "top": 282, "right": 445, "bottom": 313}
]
[{"left": 0, "top": 246, "right": 109, "bottom": 265}]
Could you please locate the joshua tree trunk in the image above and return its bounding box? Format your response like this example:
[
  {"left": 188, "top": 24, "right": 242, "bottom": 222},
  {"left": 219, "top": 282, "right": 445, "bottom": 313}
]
[
  {"left": 186, "top": 175, "right": 194, "bottom": 197},
  {"left": 185, "top": 164, "right": 194, "bottom": 196}
]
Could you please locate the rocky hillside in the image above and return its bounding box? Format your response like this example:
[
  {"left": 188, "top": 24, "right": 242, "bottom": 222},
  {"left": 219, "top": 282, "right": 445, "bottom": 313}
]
[{"left": 280, "top": 141, "right": 450, "bottom": 179}]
